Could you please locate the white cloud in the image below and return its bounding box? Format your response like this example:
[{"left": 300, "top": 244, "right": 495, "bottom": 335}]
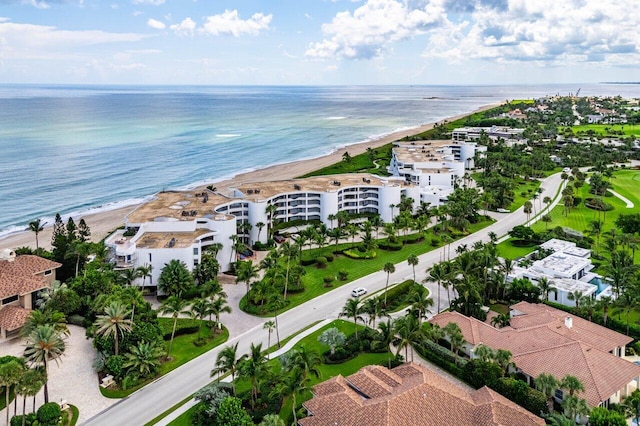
[
  {"left": 306, "top": 0, "right": 446, "bottom": 59},
  {"left": 170, "top": 17, "right": 196, "bottom": 36},
  {"left": 132, "top": 0, "right": 165, "bottom": 5},
  {"left": 146, "top": 18, "right": 165, "bottom": 30},
  {"left": 200, "top": 9, "right": 272, "bottom": 37},
  {"left": 427, "top": 0, "right": 640, "bottom": 65}
]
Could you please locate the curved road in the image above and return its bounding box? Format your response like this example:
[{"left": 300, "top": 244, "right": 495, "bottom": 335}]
[{"left": 82, "top": 172, "right": 565, "bottom": 426}]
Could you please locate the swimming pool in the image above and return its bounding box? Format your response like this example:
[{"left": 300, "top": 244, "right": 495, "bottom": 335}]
[{"left": 589, "top": 276, "right": 610, "bottom": 295}]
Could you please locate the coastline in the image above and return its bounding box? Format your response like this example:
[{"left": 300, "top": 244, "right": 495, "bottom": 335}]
[{"left": 0, "top": 102, "right": 502, "bottom": 251}]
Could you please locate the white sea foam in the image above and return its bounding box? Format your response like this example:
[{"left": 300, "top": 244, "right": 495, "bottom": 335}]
[
  {"left": 325, "top": 116, "right": 347, "bottom": 120},
  {"left": 216, "top": 134, "right": 241, "bottom": 138}
]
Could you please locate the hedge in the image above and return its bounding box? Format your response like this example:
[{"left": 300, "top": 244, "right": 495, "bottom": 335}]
[
  {"left": 374, "top": 280, "right": 418, "bottom": 310},
  {"left": 414, "top": 339, "right": 465, "bottom": 378},
  {"left": 159, "top": 318, "right": 201, "bottom": 340}
]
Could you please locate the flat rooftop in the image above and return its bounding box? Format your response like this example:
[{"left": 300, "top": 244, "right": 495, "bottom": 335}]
[
  {"left": 128, "top": 173, "right": 407, "bottom": 224},
  {"left": 540, "top": 238, "right": 590, "bottom": 258},
  {"left": 135, "top": 229, "right": 213, "bottom": 249},
  {"left": 533, "top": 252, "right": 591, "bottom": 276}
]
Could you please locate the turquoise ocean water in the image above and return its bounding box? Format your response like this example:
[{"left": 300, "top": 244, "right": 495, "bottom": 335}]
[{"left": 1, "top": 84, "right": 639, "bottom": 237}]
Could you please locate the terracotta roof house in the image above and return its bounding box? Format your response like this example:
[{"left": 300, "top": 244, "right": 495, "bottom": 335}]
[
  {"left": 299, "top": 363, "right": 545, "bottom": 426},
  {"left": 0, "top": 249, "right": 61, "bottom": 340},
  {"left": 430, "top": 302, "right": 640, "bottom": 407}
]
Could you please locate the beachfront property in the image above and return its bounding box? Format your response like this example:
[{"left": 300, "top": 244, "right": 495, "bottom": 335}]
[
  {"left": 299, "top": 362, "right": 545, "bottom": 426},
  {"left": 430, "top": 302, "right": 640, "bottom": 408},
  {"left": 508, "top": 239, "right": 613, "bottom": 307},
  {"left": 106, "top": 173, "right": 420, "bottom": 287},
  {"left": 0, "top": 249, "right": 61, "bottom": 340},
  {"left": 388, "top": 140, "right": 485, "bottom": 206},
  {"left": 452, "top": 126, "right": 525, "bottom": 144}
]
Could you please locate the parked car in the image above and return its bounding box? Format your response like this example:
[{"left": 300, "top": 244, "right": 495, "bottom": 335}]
[{"left": 351, "top": 287, "right": 367, "bottom": 297}]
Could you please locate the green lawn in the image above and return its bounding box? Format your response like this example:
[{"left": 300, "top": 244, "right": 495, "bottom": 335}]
[
  {"left": 300, "top": 145, "right": 393, "bottom": 178},
  {"left": 495, "top": 238, "right": 539, "bottom": 260},
  {"left": 568, "top": 124, "right": 640, "bottom": 137},
  {"left": 244, "top": 218, "right": 494, "bottom": 316},
  {"left": 510, "top": 178, "right": 542, "bottom": 212},
  {"left": 101, "top": 321, "right": 229, "bottom": 398}
]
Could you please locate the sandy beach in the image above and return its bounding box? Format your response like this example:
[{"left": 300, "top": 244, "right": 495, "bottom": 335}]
[{"left": 0, "top": 102, "right": 501, "bottom": 251}]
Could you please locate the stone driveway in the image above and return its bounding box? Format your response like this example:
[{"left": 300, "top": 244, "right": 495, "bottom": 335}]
[{"left": 0, "top": 325, "right": 114, "bottom": 424}]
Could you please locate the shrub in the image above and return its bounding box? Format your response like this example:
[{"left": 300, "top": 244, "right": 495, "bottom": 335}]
[
  {"left": 589, "top": 407, "right": 626, "bottom": 426},
  {"left": 323, "top": 276, "right": 334, "bottom": 287},
  {"left": 159, "top": 318, "right": 200, "bottom": 340},
  {"left": 430, "top": 238, "right": 440, "bottom": 247},
  {"left": 463, "top": 360, "right": 502, "bottom": 389},
  {"left": 338, "top": 270, "right": 349, "bottom": 280},
  {"left": 37, "top": 402, "right": 62, "bottom": 426},
  {"left": 414, "top": 340, "right": 465, "bottom": 378},
  {"left": 10, "top": 414, "right": 36, "bottom": 426},
  {"left": 494, "top": 377, "right": 548, "bottom": 416},
  {"left": 343, "top": 249, "right": 376, "bottom": 259},
  {"left": 316, "top": 257, "right": 327, "bottom": 268},
  {"left": 105, "top": 355, "right": 126, "bottom": 380},
  {"left": 325, "top": 254, "right": 334, "bottom": 262},
  {"left": 67, "top": 314, "right": 86, "bottom": 327}
]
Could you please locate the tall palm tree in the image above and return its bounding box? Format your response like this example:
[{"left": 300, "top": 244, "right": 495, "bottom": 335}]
[
  {"left": 120, "top": 268, "right": 141, "bottom": 286},
  {"left": 0, "top": 360, "right": 23, "bottom": 426},
  {"left": 238, "top": 343, "right": 268, "bottom": 408},
  {"left": 340, "top": 298, "right": 363, "bottom": 339},
  {"left": 406, "top": 286, "right": 433, "bottom": 323},
  {"left": 597, "top": 295, "right": 613, "bottom": 326},
  {"left": 265, "top": 204, "right": 278, "bottom": 238},
  {"left": 443, "top": 322, "right": 465, "bottom": 363},
  {"left": 362, "top": 297, "right": 382, "bottom": 328},
  {"left": 137, "top": 264, "right": 153, "bottom": 287},
  {"left": 21, "top": 310, "right": 69, "bottom": 338},
  {"left": 377, "top": 319, "right": 395, "bottom": 368},
  {"left": 94, "top": 301, "right": 133, "bottom": 356},
  {"left": 190, "top": 298, "right": 215, "bottom": 341},
  {"left": 287, "top": 346, "right": 322, "bottom": 381},
  {"left": 537, "top": 277, "right": 553, "bottom": 302},
  {"left": 393, "top": 314, "right": 421, "bottom": 362},
  {"left": 16, "top": 369, "right": 43, "bottom": 426},
  {"left": 472, "top": 344, "right": 495, "bottom": 362},
  {"left": 210, "top": 296, "right": 231, "bottom": 328},
  {"left": 159, "top": 296, "right": 189, "bottom": 360},
  {"left": 211, "top": 343, "right": 244, "bottom": 393},
  {"left": 263, "top": 320, "right": 276, "bottom": 359},
  {"left": 158, "top": 259, "right": 194, "bottom": 297},
  {"left": 255, "top": 221, "right": 266, "bottom": 242},
  {"left": 278, "top": 242, "right": 296, "bottom": 299},
  {"left": 236, "top": 260, "right": 260, "bottom": 299},
  {"left": 587, "top": 220, "right": 603, "bottom": 256},
  {"left": 535, "top": 373, "right": 559, "bottom": 413},
  {"left": 28, "top": 219, "right": 45, "bottom": 250},
  {"left": 567, "top": 290, "right": 584, "bottom": 309},
  {"left": 120, "top": 286, "right": 145, "bottom": 325},
  {"left": 560, "top": 375, "right": 585, "bottom": 397},
  {"left": 407, "top": 254, "right": 419, "bottom": 284},
  {"left": 267, "top": 293, "right": 286, "bottom": 348},
  {"left": 24, "top": 325, "right": 66, "bottom": 403},
  {"left": 383, "top": 262, "right": 395, "bottom": 306},
  {"left": 270, "top": 367, "right": 309, "bottom": 425},
  {"left": 426, "top": 263, "right": 447, "bottom": 313}
]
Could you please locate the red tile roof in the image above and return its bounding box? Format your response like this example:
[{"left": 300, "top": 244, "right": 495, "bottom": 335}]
[
  {"left": 430, "top": 302, "right": 640, "bottom": 406},
  {"left": 299, "top": 363, "right": 544, "bottom": 426},
  {"left": 0, "top": 305, "right": 31, "bottom": 332},
  {"left": 0, "top": 255, "right": 61, "bottom": 300}
]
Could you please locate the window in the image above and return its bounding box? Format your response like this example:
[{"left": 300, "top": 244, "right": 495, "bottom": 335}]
[
  {"left": 554, "top": 389, "right": 563, "bottom": 400},
  {"left": 193, "top": 247, "right": 199, "bottom": 255},
  {"left": 2, "top": 295, "right": 18, "bottom": 305},
  {"left": 148, "top": 253, "right": 152, "bottom": 262},
  {"left": 43, "top": 269, "right": 52, "bottom": 276}
]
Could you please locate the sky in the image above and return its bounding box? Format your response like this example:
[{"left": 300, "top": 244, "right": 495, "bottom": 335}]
[{"left": 0, "top": 0, "right": 638, "bottom": 85}]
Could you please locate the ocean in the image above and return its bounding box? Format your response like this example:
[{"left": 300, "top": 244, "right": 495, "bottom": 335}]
[{"left": 2, "top": 84, "right": 640, "bottom": 237}]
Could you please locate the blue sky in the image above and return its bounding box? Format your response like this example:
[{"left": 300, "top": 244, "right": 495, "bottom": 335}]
[{"left": 0, "top": 0, "right": 638, "bottom": 85}]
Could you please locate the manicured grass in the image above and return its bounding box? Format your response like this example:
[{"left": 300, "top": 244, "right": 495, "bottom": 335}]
[
  {"left": 62, "top": 405, "right": 79, "bottom": 426},
  {"left": 145, "top": 394, "right": 196, "bottom": 426},
  {"left": 510, "top": 178, "right": 542, "bottom": 212},
  {"left": 300, "top": 145, "right": 393, "bottom": 178},
  {"left": 496, "top": 238, "right": 539, "bottom": 260},
  {"left": 489, "top": 303, "right": 509, "bottom": 315},
  {"left": 568, "top": 124, "right": 640, "bottom": 137},
  {"left": 265, "top": 320, "right": 324, "bottom": 355},
  {"left": 167, "top": 405, "right": 196, "bottom": 426},
  {"left": 101, "top": 322, "right": 229, "bottom": 398},
  {"left": 244, "top": 218, "right": 494, "bottom": 316}
]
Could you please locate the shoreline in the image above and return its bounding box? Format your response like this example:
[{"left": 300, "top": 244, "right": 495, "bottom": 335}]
[{"left": 0, "top": 102, "right": 502, "bottom": 251}]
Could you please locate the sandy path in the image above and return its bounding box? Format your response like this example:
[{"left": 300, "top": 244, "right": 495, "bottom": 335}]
[{"left": 0, "top": 102, "right": 501, "bottom": 251}]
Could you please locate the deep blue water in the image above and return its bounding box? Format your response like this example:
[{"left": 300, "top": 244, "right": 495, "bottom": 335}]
[{"left": 2, "top": 84, "right": 640, "bottom": 237}]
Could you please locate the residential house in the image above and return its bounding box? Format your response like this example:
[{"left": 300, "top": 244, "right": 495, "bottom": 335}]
[
  {"left": 430, "top": 302, "right": 640, "bottom": 407},
  {"left": 0, "top": 249, "right": 61, "bottom": 340},
  {"left": 299, "top": 362, "right": 544, "bottom": 426}
]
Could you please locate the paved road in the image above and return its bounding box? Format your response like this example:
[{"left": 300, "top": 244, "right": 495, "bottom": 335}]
[{"left": 82, "top": 172, "right": 565, "bottom": 426}]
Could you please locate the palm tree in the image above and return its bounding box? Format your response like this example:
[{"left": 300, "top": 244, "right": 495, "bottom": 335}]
[
  {"left": 236, "top": 260, "right": 259, "bottom": 299},
  {"left": 383, "top": 262, "right": 395, "bottom": 306},
  {"left": 495, "top": 349, "right": 513, "bottom": 376},
  {"left": 426, "top": 263, "right": 447, "bottom": 313},
  {"left": 159, "top": 296, "right": 189, "bottom": 360},
  {"left": 567, "top": 290, "right": 584, "bottom": 309},
  {"left": 211, "top": 343, "right": 244, "bottom": 393},
  {"left": 190, "top": 298, "right": 214, "bottom": 341},
  {"left": 21, "top": 310, "right": 69, "bottom": 337},
  {"left": 263, "top": 320, "right": 276, "bottom": 358},
  {"left": 265, "top": 204, "right": 278, "bottom": 238},
  {"left": 407, "top": 254, "right": 419, "bottom": 284},
  {"left": 362, "top": 297, "right": 382, "bottom": 328},
  {"left": 443, "top": 322, "right": 465, "bottom": 364},
  {"left": 137, "top": 264, "right": 153, "bottom": 287},
  {"left": 94, "top": 301, "right": 133, "bottom": 356},
  {"left": 158, "top": 259, "right": 194, "bottom": 297},
  {"left": 523, "top": 201, "right": 533, "bottom": 222},
  {"left": 587, "top": 220, "right": 603, "bottom": 256},
  {"left": 270, "top": 367, "right": 309, "bottom": 425},
  {"left": 318, "top": 327, "right": 345, "bottom": 356},
  {"left": 255, "top": 221, "right": 266, "bottom": 242},
  {"left": 259, "top": 414, "right": 285, "bottom": 426},
  {"left": 120, "top": 286, "right": 146, "bottom": 325},
  {"left": 65, "top": 240, "right": 92, "bottom": 278},
  {"left": 278, "top": 242, "right": 296, "bottom": 299},
  {"left": 472, "top": 344, "right": 495, "bottom": 362},
  {"left": 268, "top": 292, "right": 286, "bottom": 348},
  {"left": 28, "top": 219, "right": 45, "bottom": 250},
  {"left": 535, "top": 373, "right": 559, "bottom": 413},
  {"left": 238, "top": 343, "right": 268, "bottom": 408},
  {"left": 597, "top": 295, "right": 613, "bottom": 326},
  {"left": 120, "top": 267, "right": 141, "bottom": 286},
  {"left": 340, "top": 298, "right": 363, "bottom": 339},
  {"left": 210, "top": 296, "right": 231, "bottom": 329},
  {"left": 624, "top": 389, "right": 640, "bottom": 425},
  {"left": 288, "top": 346, "right": 322, "bottom": 381},
  {"left": 0, "top": 360, "right": 23, "bottom": 426},
  {"left": 560, "top": 375, "right": 585, "bottom": 397},
  {"left": 490, "top": 313, "right": 510, "bottom": 328},
  {"left": 123, "top": 340, "right": 165, "bottom": 379},
  {"left": 393, "top": 314, "right": 421, "bottom": 362},
  {"left": 547, "top": 413, "right": 575, "bottom": 426},
  {"left": 537, "top": 277, "right": 553, "bottom": 301},
  {"left": 16, "top": 369, "right": 43, "bottom": 425},
  {"left": 377, "top": 319, "right": 395, "bottom": 368},
  {"left": 562, "top": 395, "right": 589, "bottom": 424},
  {"left": 24, "top": 324, "right": 66, "bottom": 403},
  {"left": 406, "top": 286, "right": 433, "bottom": 323}
]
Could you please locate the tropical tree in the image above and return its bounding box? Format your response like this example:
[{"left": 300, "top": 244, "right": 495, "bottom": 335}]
[
  {"left": 535, "top": 373, "right": 559, "bottom": 413},
  {"left": 190, "top": 298, "right": 214, "bottom": 341},
  {"left": 259, "top": 414, "right": 285, "bottom": 426},
  {"left": 24, "top": 324, "right": 66, "bottom": 403},
  {"left": 267, "top": 293, "right": 286, "bottom": 348},
  {"left": 158, "top": 259, "right": 194, "bottom": 297},
  {"left": 29, "top": 219, "right": 45, "bottom": 250},
  {"left": 0, "top": 360, "right": 23, "bottom": 426},
  {"left": 238, "top": 343, "right": 268, "bottom": 408},
  {"left": 211, "top": 343, "right": 244, "bottom": 394},
  {"left": 94, "top": 301, "right": 133, "bottom": 356},
  {"left": 472, "top": 344, "right": 495, "bottom": 362},
  {"left": 587, "top": 220, "right": 603, "bottom": 256},
  {"left": 562, "top": 395, "right": 589, "bottom": 424},
  {"left": 524, "top": 201, "right": 533, "bottom": 222},
  {"left": 547, "top": 413, "right": 575, "bottom": 426},
  {"left": 15, "top": 368, "right": 43, "bottom": 424},
  {"left": 377, "top": 319, "right": 395, "bottom": 368},
  {"left": 210, "top": 296, "right": 231, "bottom": 328},
  {"left": 495, "top": 349, "right": 513, "bottom": 376},
  {"left": 120, "top": 286, "right": 146, "bottom": 325},
  {"left": 443, "top": 322, "right": 465, "bottom": 363},
  {"left": 597, "top": 296, "right": 613, "bottom": 326},
  {"left": 426, "top": 262, "right": 447, "bottom": 313},
  {"left": 123, "top": 340, "right": 164, "bottom": 379},
  {"left": 383, "top": 262, "right": 395, "bottom": 306},
  {"left": 317, "top": 327, "right": 346, "bottom": 356},
  {"left": 287, "top": 346, "right": 322, "bottom": 381},
  {"left": 362, "top": 297, "right": 382, "bottom": 328},
  {"left": 270, "top": 367, "right": 309, "bottom": 425},
  {"left": 236, "top": 260, "right": 260, "bottom": 299},
  {"left": 624, "top": 389, "right": 640, "bottom": 426},
  {"left": 406, "top": 286, "right": 433, "bottom": 323},
  {"left": 560, "top": 375, "right": 585, "bottom": 397},
  {"left": 407, "top": 254, "right": 419, "bottom": 284},
  {"left": 490, "top": 313, "right": 510, "bottom": 328},
  {"left": 159, "top": 296, "right": 189, "bottom": 360},
  {"left": 340, "top": 298, "right": 363, "bottom": 339},
  {"left": 278, "top": 242, "right": 296, "bottom": 299},
  {"left": 137, "top": 264, "right": 153, "bottom": 287},
  {"left": 264, "top": 320, "right": 276, "bottom": 359},
  {"left": 21, "top": 310, "right": 69, "bottom": 338},
  {"left": 537, "top": 277, "right": 553, "bottom": 301},
  {"left": 393, "top": 314, "right": 421, "bottom": 362}
]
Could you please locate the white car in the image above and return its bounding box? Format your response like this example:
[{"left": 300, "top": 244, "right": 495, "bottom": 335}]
[{"left": 351, "top": 287, "right": 367, "bottom": 297}]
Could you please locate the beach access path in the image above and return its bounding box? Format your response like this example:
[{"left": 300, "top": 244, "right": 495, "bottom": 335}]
[{"left": 81, "top": 171, "right": 564, "bottom": 426}]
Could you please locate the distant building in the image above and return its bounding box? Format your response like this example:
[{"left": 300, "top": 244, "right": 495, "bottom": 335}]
[
  {"left": 452, "top": 126, "right": 525, "bottom": 143},
  {"left": 431, "top": 302, "right": 640, "bottom": 408},
  {"left": 299, "top": 362, "right": 545, "bottom": 426},
  {"left": 106, "top": 173, "right": 420, "bottom": 287},
  {"left": 508, "top": 239, "right": 613, "bottom": 306},
  {"left": 0, "top": 249, "right": 61, "bottom": 340}
]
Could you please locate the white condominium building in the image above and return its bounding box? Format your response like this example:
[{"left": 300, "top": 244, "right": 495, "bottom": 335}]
[
  {"left": 452, "top": 126, "right": 524, "bottom": 143},
  {"left": 106, "top": 173, "right": 419, "bottom": 287}
]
